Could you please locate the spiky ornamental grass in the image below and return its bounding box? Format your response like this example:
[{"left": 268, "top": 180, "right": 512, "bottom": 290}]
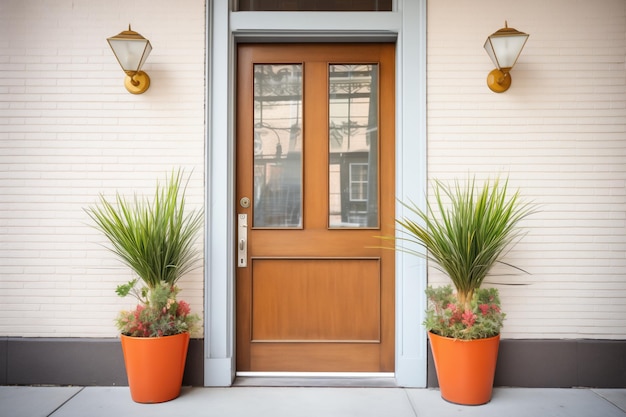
[
  {"left": 86, "top": 169, "right": 204, "bottom": 293},
  {"left": 395, "top": 177, "right": 535, "bottom": 312}
]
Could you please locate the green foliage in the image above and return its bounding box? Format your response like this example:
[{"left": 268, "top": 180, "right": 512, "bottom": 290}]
[
  {"left": 395, "top": 176, "right": 535, "bottom": 310},
  {"left": 423, "top": 285, "right": 505, "bottom": 340},
  {"left": 115, "top": 279, "right": 138, "bottom": 298},
  {"left": 85, "top": 169, "right": 204, "bottom": 289},
  {"left": 115, "top": 282, "right": 199, "bottom": 337}
]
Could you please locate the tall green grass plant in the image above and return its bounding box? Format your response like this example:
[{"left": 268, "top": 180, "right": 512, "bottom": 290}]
[{"left": 86, "top": 169, "right": 203, "bottom": 290}]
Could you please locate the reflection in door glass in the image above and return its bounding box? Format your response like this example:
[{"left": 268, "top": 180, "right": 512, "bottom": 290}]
[
  {"left": 329, "top": 64, "right": 379, "bottom": 228},
  {"left": 253, "top": 64, "right": 303, "bottom": 228}
]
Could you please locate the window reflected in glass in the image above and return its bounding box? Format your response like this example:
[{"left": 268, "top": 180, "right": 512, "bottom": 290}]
[
  {"left": 328, "top": 64, "right": 379, "bottom": 228},
  {"left": 253, "top": 64, "right": 303, "bottom": 228}
]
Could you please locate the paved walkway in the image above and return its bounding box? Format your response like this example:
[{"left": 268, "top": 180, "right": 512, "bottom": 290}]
[{"left": 1, "top": 386, "right": 625, "bottom": 417}]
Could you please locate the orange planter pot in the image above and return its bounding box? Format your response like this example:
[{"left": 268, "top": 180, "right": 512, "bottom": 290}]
[
  {"left": 428, "top": 332, "right": 500, "bottom": 405},
  {"left": 120, "top": 333, "right": 190, "bottom": 403}
]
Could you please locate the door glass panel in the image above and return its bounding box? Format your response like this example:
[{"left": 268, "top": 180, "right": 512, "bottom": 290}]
[
  {"left": 253, "top": 64, "right": 303, "bottom": 228},
  {"left": 328, "top": 64, "right": 379, "bottom": 228}
]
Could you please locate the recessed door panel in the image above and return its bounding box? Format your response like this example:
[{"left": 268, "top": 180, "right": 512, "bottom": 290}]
[{"left": 251, "top": 258, "right": 381, "bottom": 342}]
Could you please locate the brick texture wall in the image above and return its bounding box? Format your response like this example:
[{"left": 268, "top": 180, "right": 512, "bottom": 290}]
[
  {"left": 1, "top": 0, "right": 625, "bottom": 340},
  {"left": 427, "top": 0, "right": 626, "bottom": 338},
  {"left": 0, "top": 0, "right": 206, "bottom": 337}
]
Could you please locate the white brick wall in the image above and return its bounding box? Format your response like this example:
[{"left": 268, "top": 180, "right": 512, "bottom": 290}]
[
  {"left": 0, "top": 0, "right": 206, "bottom": 337},
  {"left": 1, "top": 0, "right": 624, "bottom": 341},
  {"left": 427, "top": 0, "right": 626, "bottom": 338}
]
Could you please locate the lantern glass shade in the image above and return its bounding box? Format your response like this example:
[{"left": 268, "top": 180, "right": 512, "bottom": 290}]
[
  {"left": 108, "top": 38, "right": 152, "bottom": 74},
  {"left": 107, "top": 27, "right": 152, "bottom": 75},
  {"left": 483, "top": 23, "right": 529, "bottom": 71}
]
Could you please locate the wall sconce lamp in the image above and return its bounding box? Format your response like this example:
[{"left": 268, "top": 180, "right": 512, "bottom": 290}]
[
  {"left": 483, "top": 21, "right": 529, "bottom": 93},
  {"left": 107, "top": 25, "right": 152, "bottom": 94}
]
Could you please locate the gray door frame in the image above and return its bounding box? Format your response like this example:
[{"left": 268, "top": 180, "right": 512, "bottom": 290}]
[{"left": 204, "top": 0, "right": 427, "bottom": 387}]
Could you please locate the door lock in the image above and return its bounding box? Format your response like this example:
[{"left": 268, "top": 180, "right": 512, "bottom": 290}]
[{"left": 237, "top": 214, "right": 248, "bottom": 267}]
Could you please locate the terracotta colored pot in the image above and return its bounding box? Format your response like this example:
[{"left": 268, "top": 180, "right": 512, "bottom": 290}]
[
  {"left": 428, "top": 332, "right": 500, "bottom": 405},
  {"left": 120, "top": 332, "right": 190, "bottom": 403}
]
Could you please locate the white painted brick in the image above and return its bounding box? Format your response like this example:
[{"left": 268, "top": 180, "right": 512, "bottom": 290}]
[
  {"left": 1, "top": 0, "right": 206, "bottom": 337},
  {"left": 1, "top": 0, "right": 624, "bottom": 343},
  {"left": 427, "top": 0, "right": 626, "bottom": 339}
]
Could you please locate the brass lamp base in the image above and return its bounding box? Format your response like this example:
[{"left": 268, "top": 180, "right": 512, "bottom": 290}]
[
  {"left": 124, "top": 71, "right": 150, "bottom": 94},
  {"left": 486, "top": 69, "right": 511, "bottom": 93}
]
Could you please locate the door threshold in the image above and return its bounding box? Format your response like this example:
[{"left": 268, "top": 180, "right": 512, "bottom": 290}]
[{"left": 234, "top": 372, "right": 398, "bottom": 388}]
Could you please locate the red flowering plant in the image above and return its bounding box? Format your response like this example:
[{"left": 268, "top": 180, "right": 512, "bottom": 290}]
[
  {"left": 115, "top": 280, "right": 199, "bottom": 337},
  {"left": 424, "top": 285, "right": 504, "bottom": 340}
]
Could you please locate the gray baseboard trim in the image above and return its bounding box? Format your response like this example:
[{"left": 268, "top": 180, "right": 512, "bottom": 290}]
[
  {"left": 427, "top": 338, "right": 626, "bottom": 388},
  {"left": 1, "top": 338, "right": 623, "bottom": 387},
  {"left": 0, "top": 337, "right": 203, "bottom": 386}
]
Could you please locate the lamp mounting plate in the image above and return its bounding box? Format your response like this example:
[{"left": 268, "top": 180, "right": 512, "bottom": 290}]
[
  {"left": 486, "top": 69, "right": 511, "bottom": 93},
  {"left": 124, "top": 71, "right": 150, "bottom": 94}
]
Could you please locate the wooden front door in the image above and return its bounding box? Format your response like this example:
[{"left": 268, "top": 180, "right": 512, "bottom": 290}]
[{"left": 236, "top": 43, "right": 395, "bottom": 372}]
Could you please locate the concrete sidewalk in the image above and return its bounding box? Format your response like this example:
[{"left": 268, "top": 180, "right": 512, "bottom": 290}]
[{"left": 1, "top": 386, "right": 625, "bottom": 417}]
